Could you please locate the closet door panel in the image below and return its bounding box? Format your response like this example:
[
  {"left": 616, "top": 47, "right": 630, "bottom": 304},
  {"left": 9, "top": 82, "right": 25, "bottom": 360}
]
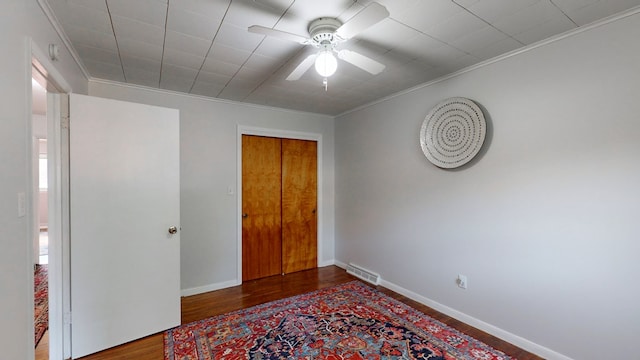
[
  {"left": 282, "top": 139, "right": 317, "bottom": 274},
  {"left": 242, "top": 135, "right": 282, "bottom": 281}
]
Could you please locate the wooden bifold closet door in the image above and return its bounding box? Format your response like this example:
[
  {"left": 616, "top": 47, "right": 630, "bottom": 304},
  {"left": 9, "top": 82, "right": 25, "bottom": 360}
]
[{"left": 242, "top": 135, "right": 317, "bottom": 282}]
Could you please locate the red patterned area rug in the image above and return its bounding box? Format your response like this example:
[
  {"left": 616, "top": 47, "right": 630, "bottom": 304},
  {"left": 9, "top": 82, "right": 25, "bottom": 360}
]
[
  {"left": 165, "top": 281, "right": 512, "bottom": 360},
  {"left": 34, "top": 264, "right": 48, "bottom": 346}
]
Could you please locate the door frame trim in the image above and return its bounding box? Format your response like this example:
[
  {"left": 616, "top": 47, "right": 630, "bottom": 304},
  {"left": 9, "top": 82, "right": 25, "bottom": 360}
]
[
  {"left": 236, "top": 126, "right": 323, "bottom": 283},
  {"left": 29, "top": 38, "right": 73, "bottom": 360}
]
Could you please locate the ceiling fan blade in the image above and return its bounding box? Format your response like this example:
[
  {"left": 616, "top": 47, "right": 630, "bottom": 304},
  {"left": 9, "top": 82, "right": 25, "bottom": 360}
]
[
  {"left": 338, "top": 49, "right": 385, "bottom": 75},
  {"left": 248, "top": 25, "right": 310, "bottom": 44},
  {"left": 335, "top": 2, "right": 389, "bottom": 40},
  {"left": 286, "top": 54, "right": 317, "bottom": 81}
]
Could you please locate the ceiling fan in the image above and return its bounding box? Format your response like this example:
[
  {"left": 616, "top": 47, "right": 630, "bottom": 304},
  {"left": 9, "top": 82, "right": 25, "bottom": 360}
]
[{"left": 248, "top": 2, "right": 390, "bottom": 83}]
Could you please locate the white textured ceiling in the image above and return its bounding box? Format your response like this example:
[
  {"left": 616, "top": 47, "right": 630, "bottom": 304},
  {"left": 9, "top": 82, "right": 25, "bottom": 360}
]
[{"left": 46, "top": 0, "right": 640, "bottom": 115}]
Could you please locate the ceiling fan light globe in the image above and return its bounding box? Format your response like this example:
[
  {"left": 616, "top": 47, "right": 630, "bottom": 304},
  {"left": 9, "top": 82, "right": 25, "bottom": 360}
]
[{"left": 315, "top": 51, "right": 337, "bottom": 77}]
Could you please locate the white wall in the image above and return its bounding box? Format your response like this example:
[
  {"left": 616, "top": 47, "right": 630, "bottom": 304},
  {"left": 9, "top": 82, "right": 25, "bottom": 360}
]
[
  {"left": 0, "top": 0, "right": 87, "bottom": 358},
  {"left": 88, "top": 81, "right": 335, "bottom": 293},
  {"left": 335, "top": 11, "right": 640, "bottom": 360}
]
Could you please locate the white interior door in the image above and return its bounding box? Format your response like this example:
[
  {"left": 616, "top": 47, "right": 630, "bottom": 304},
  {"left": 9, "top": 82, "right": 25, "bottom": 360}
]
[{"left": 69, "top": 94, "right": 180, "bottom": 358}]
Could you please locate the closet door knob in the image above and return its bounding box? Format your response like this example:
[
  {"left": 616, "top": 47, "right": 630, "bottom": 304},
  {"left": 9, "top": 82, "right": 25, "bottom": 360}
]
[
  {"left": 168, "top": 226, "right": 178, "bottom": 234},
  {"left": 242, "top": 213, "right": 249, "bottom": 218}
]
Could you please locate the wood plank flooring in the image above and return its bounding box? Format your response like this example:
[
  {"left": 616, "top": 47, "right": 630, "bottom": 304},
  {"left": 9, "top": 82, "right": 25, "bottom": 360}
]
[{"left": 37, "top": 266, "right": 543, "bottom": 360}]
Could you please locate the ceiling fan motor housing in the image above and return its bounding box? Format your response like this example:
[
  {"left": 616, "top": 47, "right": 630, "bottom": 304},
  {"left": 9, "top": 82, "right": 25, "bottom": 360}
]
[{"left": 309, "top": 18, "right": 342, "bottom": 45}]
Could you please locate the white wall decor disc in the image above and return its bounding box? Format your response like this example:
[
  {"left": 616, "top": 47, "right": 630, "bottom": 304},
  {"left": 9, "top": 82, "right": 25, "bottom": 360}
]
[{"left": 420, "top": 97, "right": 486, "bottom": 169}]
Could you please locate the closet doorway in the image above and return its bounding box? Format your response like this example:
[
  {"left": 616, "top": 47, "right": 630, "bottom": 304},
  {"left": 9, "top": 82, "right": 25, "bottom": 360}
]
[{"left": 242, "top": 135, "right": 318, "bottom": 281}]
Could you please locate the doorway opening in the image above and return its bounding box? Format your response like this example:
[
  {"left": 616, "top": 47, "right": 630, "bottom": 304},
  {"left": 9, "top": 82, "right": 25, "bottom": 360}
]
[{"left": 32, "top": 76, "right": 49, "bottom": 359}]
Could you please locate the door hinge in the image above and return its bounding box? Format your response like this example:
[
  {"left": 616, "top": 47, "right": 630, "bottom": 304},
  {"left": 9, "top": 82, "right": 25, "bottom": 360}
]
[
  {"left": 61, "top": 115, "right": 70, "bottom": 129},
  {"left": 64, "top": 311, "right": 71, "bottom": 325}
]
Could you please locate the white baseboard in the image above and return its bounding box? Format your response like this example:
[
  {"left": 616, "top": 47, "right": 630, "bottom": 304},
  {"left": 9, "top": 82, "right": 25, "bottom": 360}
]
[
  {"left": 378, "top": 278, "right": 575, "bottom": 360},
  {"left": 333, "top": 259, "right": 572, "bottom": 360},
  {"left": 182, "top": 261, "right": 341, "bottom": 297},
  {"left": 318, "top": 259, "right": 338, "bottom": 267},
  {"left": 181, "top": 279, "right": 240, "bottom": 297},
  {"left": 334, "top": 260, "right": 347, "bottom": 269}
]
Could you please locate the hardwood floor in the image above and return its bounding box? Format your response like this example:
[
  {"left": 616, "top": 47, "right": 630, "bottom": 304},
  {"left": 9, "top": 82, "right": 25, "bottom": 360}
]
[
  {"left": 39, "top": 266, "right": 542, "bottom": 360},
  {"left": 35, "top": 330, "right": 48, "bottom": 359}
]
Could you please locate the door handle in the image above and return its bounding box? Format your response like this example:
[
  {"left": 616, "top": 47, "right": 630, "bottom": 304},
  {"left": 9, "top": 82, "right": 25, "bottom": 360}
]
[
  {"left": 242, "top": 213, "right": 248, "bottom": 218},
  {"left": 168, "top": 226, "right": 178, "bottom": 234}
]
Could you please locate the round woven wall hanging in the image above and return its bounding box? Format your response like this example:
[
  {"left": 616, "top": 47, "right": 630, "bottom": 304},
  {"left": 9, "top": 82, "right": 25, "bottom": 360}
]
[{"left": 420, "top": 97, "right": 486, "bottom": 169}]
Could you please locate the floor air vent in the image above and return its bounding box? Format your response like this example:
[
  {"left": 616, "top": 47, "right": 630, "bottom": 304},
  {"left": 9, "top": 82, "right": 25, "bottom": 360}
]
[{"left": 346, "top": 263, "right": 380, "bottom": 285}]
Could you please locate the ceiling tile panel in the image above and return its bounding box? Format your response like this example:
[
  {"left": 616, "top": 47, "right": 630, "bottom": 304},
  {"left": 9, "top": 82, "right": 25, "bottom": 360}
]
[
  {"left": 190, "top": 80, "right": 226, "bottom": 98},
  {"left": 357, "top": 18, "right": 421, "bottom": 52},
  {"left": 169, "top": 0, "right": 230, "bottom": 17},
  {"left": 468, "top": 36, "right": 523, "bottom": 61},
  {"left": 243, "top": 53, "right": 285, "bottom": 74},
  {"left": 420, "top": 44, "right": 470, "bottom": 68},
  {"left": 454, "top": 0, "right": 481, "bottom": 7},
  {"left": 512, "top": 15, "right": 576, "bottom": 44},
  {"left": 562, "top": 0, "right": 640, "bottom": 25},
  {"left": 201, "top": 58, "right": 242, "bottom": 77},
  {"left": 215, "top": 23, "right": 264, "bottom": 52},
  {"left": 254, "top": 37, "right": 302, "bottom": 59},
  {"left": 225, "top": 77, "right": 265, "bottom": 92},
  {"left": 121, "top": 55, "right": 161, "bottom": 74},
  {"left": 334, "top": 62, "right": 381, "bottom": 82},
  {"left": 344, "top": 40, "right": 388, "bottom": 62},
  {"left": 74, "top": 44, "right": 121, "bottom": 65},
  {"left": 160, "top": 75, "right": 197, "bottom": 93},
  {"left": 224, "top": 0, "right": 284, "bottom": 29},
  {"left": 163, "top": 49, "right": 206, "bottom": 70},
  {"left": 438, "top": 53, "right": 481, "bottom": 72},
  {"left": 166, "top": 7, "right": 223, "bottom": 40},
  {"left": 218, "top": 87, "right": 254, "bottom": 102},
  {"left": 550, "top": 0, "right": 600, "bottom": 13},
  {"left": 66, "top": 0, "right": 109, "bottom": 11},
  {"left": 107, "top": 0, "right": 168, "bottom": 27},
  {"left": 287, "top": 0, "right": 355, "bottom": 21},
  {"left": 208, "top": 43, "right": 253, "bottom": 64},
  {"left": 195, "top": 70, "right": 233, "bottom": 85},
  {"left": 251, "top": 0, "right": 295, "bottom": 13},
  {"left": 117, "top": 38, "right": 164, "bottom": 60},
  {"left": 123, "top": 66, "right": 160, "bottom": 87},
  {"left": 161, "top": 63, "right": 200, "bottom": 79},
  {"left": 82, "top": 59, "right": 125, "bottom": 81},
  {"left": 111, "top": 15, "right": 165, "bottom": 45},
  {"left": 63, "top": 25, "right": 118, "bottom": 52},
  {"left": 374, "top": 0, "right": 420, "bottom": 17},
  {"left": 394, "top": 0, "right": 463, "bottom": 33},
  {"left": 392, "top": 33, "right": 447, "bottom": 60},
  {"left": 491, "top": 1, "right": 568, "bottom": 36},
  {"left": 426, "top": 10, "right": 490, "bottom": 44},
  {"left": 234, "top": 66, "right": 276, "bottom": 83},
  {"left": 464, "top": 0, "right": 539, "bottom": 23},
  {"left": 164, "top": 31, "right": 212, "bottom": 58},
  {"left": 57, "top": 2, "right": 112, "bottom": 34},
  {"left": 450, "top": 25, "right": 511, "bottom": 54}
]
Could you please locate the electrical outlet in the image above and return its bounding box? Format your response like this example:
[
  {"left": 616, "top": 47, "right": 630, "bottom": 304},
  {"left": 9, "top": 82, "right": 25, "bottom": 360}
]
[{"left": 457, "top": 274, "right": 467, "bottom": 289}]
